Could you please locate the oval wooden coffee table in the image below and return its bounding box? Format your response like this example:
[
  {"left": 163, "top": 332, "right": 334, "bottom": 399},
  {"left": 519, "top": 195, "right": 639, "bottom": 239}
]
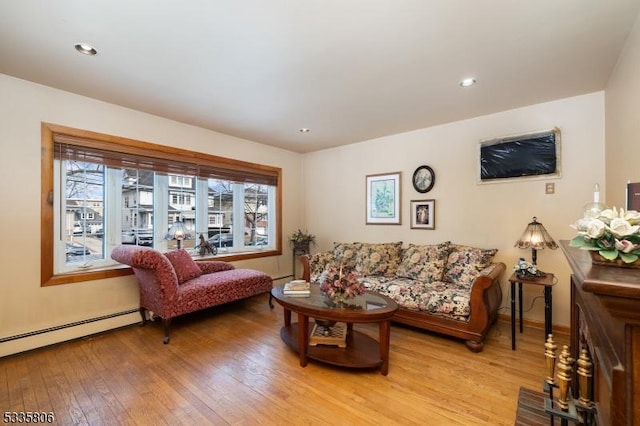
[{"left": 271, "top": 284, "right": 398, "bottom": 375}]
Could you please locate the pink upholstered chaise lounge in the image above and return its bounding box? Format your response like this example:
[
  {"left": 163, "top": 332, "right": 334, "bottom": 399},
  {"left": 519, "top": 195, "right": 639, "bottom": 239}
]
[{"left": 111, "top": 245, "right": 273, "bottom": 343}]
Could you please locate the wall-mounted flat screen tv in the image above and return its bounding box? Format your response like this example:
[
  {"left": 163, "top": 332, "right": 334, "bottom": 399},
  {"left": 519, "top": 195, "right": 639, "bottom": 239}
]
[{"left": 479, "top": 128, "right": 560, "bottom": 183}]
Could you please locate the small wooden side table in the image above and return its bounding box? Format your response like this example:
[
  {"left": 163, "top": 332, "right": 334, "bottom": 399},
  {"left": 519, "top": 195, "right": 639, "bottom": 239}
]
[{"left": 508, "top": 271, "right": 555, "bottom": 351}]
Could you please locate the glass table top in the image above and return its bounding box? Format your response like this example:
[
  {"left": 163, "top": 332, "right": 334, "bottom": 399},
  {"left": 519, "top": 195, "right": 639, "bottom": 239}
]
[{"left": 275, "top": 282, "right": 392, "bottom": 312}]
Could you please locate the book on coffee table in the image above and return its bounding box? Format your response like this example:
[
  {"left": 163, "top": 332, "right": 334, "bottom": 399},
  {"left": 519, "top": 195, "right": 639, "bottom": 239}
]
[
  {"left": 283, "top": 291, "right": 310, "bottom": 297},
  {"left": 284, "top": 280, "right": 310, "bottom": 296}
]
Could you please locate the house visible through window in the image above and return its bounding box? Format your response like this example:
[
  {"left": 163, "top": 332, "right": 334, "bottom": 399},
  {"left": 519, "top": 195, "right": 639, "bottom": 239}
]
[{"left": 41, "top": 123, "right": 282, "bottom": 286}]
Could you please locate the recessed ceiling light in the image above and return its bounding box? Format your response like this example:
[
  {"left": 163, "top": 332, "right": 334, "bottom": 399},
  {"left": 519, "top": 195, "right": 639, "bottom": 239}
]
[
  {"left": 299, "top": 128, "right": 310, "bottom": 133},
  {"left": 459, "top": 77, "right": 476, "bottom": 87},
  {"left": 75, "top": 43, "right": 97, "bottom": 56}
]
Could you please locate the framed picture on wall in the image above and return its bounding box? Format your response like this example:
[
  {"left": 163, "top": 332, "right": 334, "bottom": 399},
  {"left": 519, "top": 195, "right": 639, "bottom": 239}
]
[
  {"left": 412, "top": 165, "right": 435, "bottom": 193},
  {"left": 366, "top": 172, "right": 401, "bottom": 225},
  {"left": 410, "top": 199, "right": 435, "bottom": 229}
]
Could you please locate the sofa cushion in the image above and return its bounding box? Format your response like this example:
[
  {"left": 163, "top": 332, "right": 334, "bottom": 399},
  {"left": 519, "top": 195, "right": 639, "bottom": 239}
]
[
  {"left": 356, "top": 242, "right": 403, "bottom": 277},
  {"left": 361, "top": 275, "right": 397, "bottom": 292},
  {"left": 175, "top": 268, "right": 272, "bottom": 314},
  {"left": 332, "top": 242, "right": 363, "bottom": 270},
  {"left": 423, "top": 281, "right": 472, "bottom": 320},
  {"left": 443, "top": 244, "right": 498, "bottom": 288},
  {"left": 395, "top": 242, "right": 451, "bottom": 283},
  {"left": 368, "top": 277, "right": 472, "bottom": 321},
  {"left": 308, "top": 251, "right": 337, "bottom": 283},
  {"left": 164, "top": 249, "right": 202, "bottom": 284}
]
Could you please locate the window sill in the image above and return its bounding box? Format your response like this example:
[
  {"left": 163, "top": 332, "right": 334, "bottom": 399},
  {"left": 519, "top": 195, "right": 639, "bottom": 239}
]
[{"left": 42, "top": 249, "right": 281, "bottom": 286}]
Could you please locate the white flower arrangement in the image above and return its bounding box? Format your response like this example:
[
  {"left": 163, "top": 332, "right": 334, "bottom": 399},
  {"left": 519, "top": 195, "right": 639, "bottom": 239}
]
[{"left": 570, "top": 207, "right": 640, "bottom": 263}]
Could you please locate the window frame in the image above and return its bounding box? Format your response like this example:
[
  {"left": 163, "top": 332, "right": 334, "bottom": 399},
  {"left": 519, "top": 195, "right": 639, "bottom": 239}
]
[{"left": 41, "top": 122, "right": 282, "bottom": 286}]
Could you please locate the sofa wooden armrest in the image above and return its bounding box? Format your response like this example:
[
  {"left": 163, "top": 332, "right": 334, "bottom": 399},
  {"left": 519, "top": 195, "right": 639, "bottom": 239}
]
[{"left": 302, "top": 255, "right": 313, "bottom": 283}]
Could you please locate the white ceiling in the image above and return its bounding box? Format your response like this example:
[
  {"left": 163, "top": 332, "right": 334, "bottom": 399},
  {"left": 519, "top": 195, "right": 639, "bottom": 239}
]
[{"left": 1, "top": 1, "right": 639, "bottom": 153}]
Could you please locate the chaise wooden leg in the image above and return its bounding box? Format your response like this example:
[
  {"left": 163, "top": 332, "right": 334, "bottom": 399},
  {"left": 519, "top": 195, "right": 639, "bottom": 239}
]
[
  {"left": 268, "top": 292, "right": 274, "bottom": 309},
  {"left": 162, "top": 318, "right": 171, "bottom": 344},
  {"left": 139, "top": 307, "right": 147, "bottom": 326}
]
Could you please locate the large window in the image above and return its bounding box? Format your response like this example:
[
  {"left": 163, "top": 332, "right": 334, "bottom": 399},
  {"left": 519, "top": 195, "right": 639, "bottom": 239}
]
[{"left": 41, "top": 123, "right": 282, "bottom": 286}]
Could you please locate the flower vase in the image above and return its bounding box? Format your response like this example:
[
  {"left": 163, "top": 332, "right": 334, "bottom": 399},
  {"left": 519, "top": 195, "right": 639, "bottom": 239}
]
[
  {"left": 324, "top": 292, "right": 345, "bottom": 307},
  {"left": 589, "top": 251, "right": 640, "bottom": 269},
  {"left": 324, "top": 292, "right": 362, "bottom": 309},
  {"left": 334, "top": 293, "right": 349, "bottom": 308}
]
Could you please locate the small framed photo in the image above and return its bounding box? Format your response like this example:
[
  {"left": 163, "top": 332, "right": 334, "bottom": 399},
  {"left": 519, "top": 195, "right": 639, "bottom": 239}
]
[
  {"left": 410, "top": 199, "right": 435, "bottom": 229},
  {"left": 412, "top": 165, "right": 435, "bottom": 193},
  {"left": 366, "top": 172, "right": 401, "bottom": 225}
]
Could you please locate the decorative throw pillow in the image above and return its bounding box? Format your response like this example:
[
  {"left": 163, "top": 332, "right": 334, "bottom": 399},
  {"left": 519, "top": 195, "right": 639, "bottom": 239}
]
[
  {"left": 308, "top": 251, "right": 336, "bottom": 283},
  {"left": 164, "top": 249, "right": 202, "bottom": 284},
  {"left": 356, "top": 242, "right": 403, "bottom": 277},
  {"left": 442, "top": 244, "right": 498, "bottom": 288},
  {"left": 332, "top": 242, "right": 363, "bottom": 271},
  {"left": 395, "top": 242, "right": 451, "bottom": 283}
]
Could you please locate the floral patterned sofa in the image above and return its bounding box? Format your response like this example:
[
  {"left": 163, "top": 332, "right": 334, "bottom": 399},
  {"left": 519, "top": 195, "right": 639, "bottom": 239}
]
[
  {"left": 301, "top": 241, "right": 505, "bottom": 352},
  {"left": 111, "top": 246, "right": 273, "bottom": 343}
]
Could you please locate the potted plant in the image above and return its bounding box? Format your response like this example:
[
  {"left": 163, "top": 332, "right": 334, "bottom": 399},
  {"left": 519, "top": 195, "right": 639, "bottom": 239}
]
[{"left": 289, "top": 229, "right": 316, "bottom": 252}]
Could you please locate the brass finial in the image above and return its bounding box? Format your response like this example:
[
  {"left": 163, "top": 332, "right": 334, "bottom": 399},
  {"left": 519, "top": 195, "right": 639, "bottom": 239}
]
[{"left": 544, "top": 334, "right": 557, "bottom": 385}]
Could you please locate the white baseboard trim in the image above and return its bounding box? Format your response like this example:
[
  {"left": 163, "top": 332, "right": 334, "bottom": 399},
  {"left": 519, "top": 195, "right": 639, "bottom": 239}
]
[{"left": 0, "top": 309, "right": 140, "bottom": 358}]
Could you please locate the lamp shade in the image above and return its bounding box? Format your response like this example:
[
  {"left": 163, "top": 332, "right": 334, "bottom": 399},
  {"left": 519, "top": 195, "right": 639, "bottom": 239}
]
[
  {"left": 164, "top": 220, "right": 191, "bottom": 242},
  {"left": 515, "top": 216, "right": 557, "bottom": 267},
  {"left": 515, "top": 217, "right": 558, "bottom": 251}
]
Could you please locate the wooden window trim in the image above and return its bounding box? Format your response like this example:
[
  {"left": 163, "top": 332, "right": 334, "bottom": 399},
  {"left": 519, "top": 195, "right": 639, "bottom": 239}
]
[{"left": 41, "top": 123, "right": 282, "bottom": 286}]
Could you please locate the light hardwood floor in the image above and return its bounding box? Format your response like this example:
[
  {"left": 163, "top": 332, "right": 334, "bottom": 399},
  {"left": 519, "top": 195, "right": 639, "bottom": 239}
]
[{"left": 1, "top": 293, "right": 567, "bottom": 425}]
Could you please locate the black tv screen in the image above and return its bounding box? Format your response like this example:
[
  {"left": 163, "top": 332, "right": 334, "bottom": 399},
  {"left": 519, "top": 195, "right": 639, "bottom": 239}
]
[{"left": 480, "top": 129, "right": 560, "bottom": 181}]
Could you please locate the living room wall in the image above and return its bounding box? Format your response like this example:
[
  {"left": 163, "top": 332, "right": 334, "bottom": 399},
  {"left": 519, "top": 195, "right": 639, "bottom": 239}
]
[
  {"left": 302, "top": 92, "right": 606, "bottom": 329},
  {"left": 605, "top": 11, "right": 640, "bottom": 206},
  {"left": 0, "top": 74, "right": 303, "bottom": 357}
]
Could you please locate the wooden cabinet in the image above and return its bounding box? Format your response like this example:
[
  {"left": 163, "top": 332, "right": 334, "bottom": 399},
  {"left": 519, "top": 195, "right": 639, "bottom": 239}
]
[{"left": 561, "top": 241, "right": 640, "bottom": 426}]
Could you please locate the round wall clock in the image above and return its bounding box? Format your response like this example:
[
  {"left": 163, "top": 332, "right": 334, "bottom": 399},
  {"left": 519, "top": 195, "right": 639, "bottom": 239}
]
[{"left": 412, "top": 165, "right": 435, "bottom": 193}]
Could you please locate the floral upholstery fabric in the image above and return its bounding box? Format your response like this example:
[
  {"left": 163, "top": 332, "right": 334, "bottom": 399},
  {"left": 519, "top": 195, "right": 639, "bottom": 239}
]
[
  {"left": 395, "top": 242, "right": 450, "bottom": 282},
  {"left": 163, "top": 249, "right": 203, "bottom": 284},
  {"left": 332, "top": 242, "right": 363, "bottom": 270},
  {"left": 356, "top": 242, "right": 403, "bottom": 277},
  {"left": 307, "top": 251, "right": 337, "bottom": 283},
  {"left": 442, "top": 244, "right": 498, "bottom": 288},
  {"left": 364, "top": 276, "right": 471, "bottom": 321},
  {"left": 110, "top": 245, "right": 272, "bottom": 320},
  {"left": 306, "top": 241, "right": 500, "bottom": 323}
]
